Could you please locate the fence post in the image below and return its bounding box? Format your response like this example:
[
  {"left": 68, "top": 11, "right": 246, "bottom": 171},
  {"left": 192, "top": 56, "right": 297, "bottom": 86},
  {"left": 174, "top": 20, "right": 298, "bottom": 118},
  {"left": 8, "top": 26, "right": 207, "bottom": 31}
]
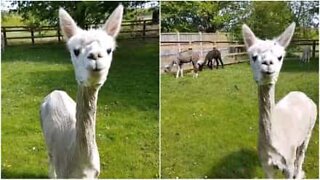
[
  {"left": 312, "top": 40, "right": 316, "bottom": 59},
  {"left": 31, "top": 27, "right": 35, "bottom": 45},
  {"left": 2, "top": 27, "right": 7, "bottom": 46},
  {"left": 57, "top": 28, "right": 61, "bottom": 42},
  {"left": 199, "top": 31, "right": 203, "bottom": 58},
  {"left": 177, "top": 31, "right": 180, "bottom": 52},
  {"left": 142, "top": 20, "right": 146, "bottom": 40}
]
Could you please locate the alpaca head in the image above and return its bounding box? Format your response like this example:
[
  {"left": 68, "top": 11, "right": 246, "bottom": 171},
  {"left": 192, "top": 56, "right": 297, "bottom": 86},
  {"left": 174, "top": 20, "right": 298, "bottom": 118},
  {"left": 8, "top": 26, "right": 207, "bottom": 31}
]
[
  {"left": 59, "top": 5, "right": 123, "bottom": 87},
  {"left": 242, "top": 23, "right": 295, "bottom": 85},
  {"left": 197, "top": 60, "right": 205, "bottom": 71}
]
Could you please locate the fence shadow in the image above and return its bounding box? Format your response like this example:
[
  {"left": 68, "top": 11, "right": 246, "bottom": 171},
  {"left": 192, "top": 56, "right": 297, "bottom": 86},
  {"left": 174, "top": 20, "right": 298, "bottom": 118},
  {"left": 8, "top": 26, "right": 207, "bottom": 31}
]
[
  {"left": 281, "top": 56, "right": 318, "bottom": 73},
  {"left": 1, "top": 169, "right": 47, "bottom": 179},
  {"left": 26, "top": 40, "right": 159, "bottom": 113},
  {"left": 206, "top": 149, "right": 260, "bottom": 178},
  {"left": 1, "top": 42, "right": 70, "bottom": 64}
]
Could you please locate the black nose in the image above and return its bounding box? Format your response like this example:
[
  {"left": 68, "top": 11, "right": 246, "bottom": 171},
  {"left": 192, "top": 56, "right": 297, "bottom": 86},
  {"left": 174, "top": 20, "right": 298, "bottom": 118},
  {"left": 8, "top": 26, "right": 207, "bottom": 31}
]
[
  {"left": 262, "top": 60, "right": 273, "bottom": 65},
  {"left": 87, "top": 53, "right": 102, "bottom": 61}
]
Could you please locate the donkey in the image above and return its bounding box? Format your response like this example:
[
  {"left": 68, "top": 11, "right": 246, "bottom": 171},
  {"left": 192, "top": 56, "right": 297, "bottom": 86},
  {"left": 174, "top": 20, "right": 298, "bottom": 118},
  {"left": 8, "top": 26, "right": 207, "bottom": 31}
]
[
  {"left": 199, "top": 47, "right": 224, "bottom": 71},
  {"left": 165, "top": 48, "right": 200, "bottom": 78}
]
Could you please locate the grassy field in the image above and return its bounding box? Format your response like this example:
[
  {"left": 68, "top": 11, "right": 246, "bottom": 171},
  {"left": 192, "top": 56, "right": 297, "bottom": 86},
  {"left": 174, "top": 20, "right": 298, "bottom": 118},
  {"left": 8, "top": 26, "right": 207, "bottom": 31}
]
[
  {"left": 1, "top": 39, "right": 159, "bottom": 178},
  {"left": 161, "top": 58, "right": 319, "bottom": 178}
]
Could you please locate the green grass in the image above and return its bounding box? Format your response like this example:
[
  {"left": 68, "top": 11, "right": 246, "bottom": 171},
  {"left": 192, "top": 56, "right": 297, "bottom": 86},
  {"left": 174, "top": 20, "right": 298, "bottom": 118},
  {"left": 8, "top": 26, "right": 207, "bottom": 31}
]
[
  {"left": 1, "top": 39, "right": 159, "bottom": 178},
  {"left": 161, "top": 58, "right": 319, "bottom": 178}
]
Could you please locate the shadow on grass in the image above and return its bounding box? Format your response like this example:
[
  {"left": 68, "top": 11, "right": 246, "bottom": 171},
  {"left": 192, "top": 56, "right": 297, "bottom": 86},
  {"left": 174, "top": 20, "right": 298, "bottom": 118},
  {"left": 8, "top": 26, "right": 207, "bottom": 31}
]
[
  {"left": 1, "top": 42, "right": 71, "bottom": 64},
  {"left": 29, "top": 69, "right": 77, "bottom": 96},
  {"left": 2, "top": 39, "right": 159, "bottom": 64},
  {"left": 1, "top": 169, "right": 47, "bottom": 179},
  {"left": 207, "top": 149, "right": 260, "bottom": 178},
  {"left": 29, "top": 67, "right": 158, "bottom": 112},
  {"left": 26, "top": 40, "right": 159, "bottom": 112},
  {"left": 281, "top": 56, "right": 318, "bottom": 73}
]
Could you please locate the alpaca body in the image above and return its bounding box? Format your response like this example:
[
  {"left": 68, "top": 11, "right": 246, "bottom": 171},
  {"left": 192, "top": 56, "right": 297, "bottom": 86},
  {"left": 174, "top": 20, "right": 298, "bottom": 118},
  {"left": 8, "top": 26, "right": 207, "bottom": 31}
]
[
  {"left": 40, "top": 5, "right": 123, "bottom": 178},
  {"left": 242, "top": 23, "right": 317, "bottom": 178},
  {"left": 176, "top": 49, "right": 200, "bottom": 78},
  {"left": 164, "top": 49, "right": 200, "bottom": 78},
  {"left": 271, "top": 92, "right": 316, "bottom": 150},
  {"left": 300, "top": 46, "right": 311, "bottom": 63},
  {"left": 199, "top": 48, "right": 224, "bottom": 70},
  {"left": 257, "top": 85, "right": 317, "bottom": 178},
  {"left": 40, "top": 90, "right": 100, "bottom": 178}
]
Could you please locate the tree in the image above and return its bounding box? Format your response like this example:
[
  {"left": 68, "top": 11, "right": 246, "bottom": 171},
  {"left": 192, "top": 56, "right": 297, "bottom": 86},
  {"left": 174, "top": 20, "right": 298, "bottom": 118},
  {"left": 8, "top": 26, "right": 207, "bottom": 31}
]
[
  {"left": 12, "top": 1, "right": 153, "bottom": 28},
  {"left": 161, "top": 1, "right": 319, "bottom": 41},
  {"left": 152, "top": 7, "right": 159, "bottom": 24},
  {"left": 245, "top": 1, "right": 293, "bottom": 39},
  {"left": 288, "top": 1, "right": 319, "bottom": 39},
  {"left": 161, "top": 1, "right": 254, "bottom": 33},
  {"left": 161, "top": 1, "right": 232, "bottom": 33}
]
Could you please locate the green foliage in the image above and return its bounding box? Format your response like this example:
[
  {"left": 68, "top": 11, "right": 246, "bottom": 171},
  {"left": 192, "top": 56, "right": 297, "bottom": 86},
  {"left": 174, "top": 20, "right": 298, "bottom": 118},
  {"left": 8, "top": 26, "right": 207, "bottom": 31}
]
[
  {"left": 161, "top": 1, "right": 228, "bottom": 32},
  {"left": 1, "top": 12, "right": 24, "bottom": 26},
  {"left": 13, "top": 1, "right": 120, "bottom": 28},
  {"left": 245, "top": 1, "right": 293, "bottom": 39},
  {"left": 125, "top": 7, "right": 153, "bottom": 21},
  {"left": 161, "top": 1, "right": 318, "bottom": 40},
  {"left": 289, "top": 1, "right": 319, "bottom": 39},
  {"left": 1, "top": 40, "right": 159, "bottom": 178},
  {"left": 161, "top": 59, "right": 318, "bottom": 178},
  {"left": 12, "top": 1, "right": 157, "bottom": 28}
]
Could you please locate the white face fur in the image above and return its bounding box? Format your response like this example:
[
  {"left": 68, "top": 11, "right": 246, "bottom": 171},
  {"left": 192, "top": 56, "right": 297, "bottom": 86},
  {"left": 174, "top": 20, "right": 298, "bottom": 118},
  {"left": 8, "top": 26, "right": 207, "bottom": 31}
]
[
  {"left": 242, "top": 23, "right": 295, "bottom": 85},
  {"left": 59, "top": 5, "right": 123, "bottom": 87}
]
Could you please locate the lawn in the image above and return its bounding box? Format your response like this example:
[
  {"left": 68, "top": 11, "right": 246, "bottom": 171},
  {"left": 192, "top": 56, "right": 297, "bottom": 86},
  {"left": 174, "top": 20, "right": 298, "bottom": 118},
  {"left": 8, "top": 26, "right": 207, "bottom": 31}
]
[
  {"left": 161, "top": 58, "right": 319, "bottom": 178},
  {"left": 1, "top": 39, "right": 159, "bottom": 178}
]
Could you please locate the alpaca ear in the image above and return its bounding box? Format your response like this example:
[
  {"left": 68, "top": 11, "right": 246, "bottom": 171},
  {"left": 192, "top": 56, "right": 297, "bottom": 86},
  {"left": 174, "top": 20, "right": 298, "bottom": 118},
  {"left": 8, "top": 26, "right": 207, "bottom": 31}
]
[
  {"left": 276, "top": 22, "right": 295, "bottom": 48},
  {"left": 59, "top": 8, "right": 78, "bottom": 39},
  {"left": 103, "top": 4, "right": 123, "bottom": 38},
  {"left": 242, "top": 24, "right": 257, "bottom": 48}
]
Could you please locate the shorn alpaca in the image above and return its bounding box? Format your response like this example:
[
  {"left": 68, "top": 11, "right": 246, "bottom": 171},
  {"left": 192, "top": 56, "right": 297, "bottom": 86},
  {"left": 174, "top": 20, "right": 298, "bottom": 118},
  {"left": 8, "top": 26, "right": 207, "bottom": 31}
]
[
  {"left": 300, "top": 46, "right": 311, "bottom": 63},
  {"left": 242, "top": 23, "right": 317, "bottom": 179},
  {"left": 40, "top": 5, "right": 123, "bottom": 178},
  {"left": 198, "top": 47, "right": 224, "bottom": 71},
  {"left": 164, "top": 48, "right": 200, "bottom": 78}
]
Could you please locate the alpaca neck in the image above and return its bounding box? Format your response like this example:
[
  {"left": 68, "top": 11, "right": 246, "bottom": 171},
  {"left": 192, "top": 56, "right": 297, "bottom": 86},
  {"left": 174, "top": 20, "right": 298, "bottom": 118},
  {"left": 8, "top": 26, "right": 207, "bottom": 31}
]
[
  {"left": 74, "top": 85, "right": 100, "bottom": 160},
  {"left": 258, "top": 84, "right": 275, "bottom": 144}
]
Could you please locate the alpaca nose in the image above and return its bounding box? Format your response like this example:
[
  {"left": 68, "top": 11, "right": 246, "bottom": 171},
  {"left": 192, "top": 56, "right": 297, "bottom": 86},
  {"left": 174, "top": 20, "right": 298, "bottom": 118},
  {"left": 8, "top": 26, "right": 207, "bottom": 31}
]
[
  {"left": 87, "top": 52, "right": 102, "bottom": 61},
  {"left": 262, "top": 60, "right": 273, "bottom": 65}
]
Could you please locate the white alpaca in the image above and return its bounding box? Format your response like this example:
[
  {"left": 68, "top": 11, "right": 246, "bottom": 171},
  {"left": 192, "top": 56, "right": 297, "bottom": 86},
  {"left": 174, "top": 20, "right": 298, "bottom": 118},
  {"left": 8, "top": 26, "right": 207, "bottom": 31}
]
[
  {"left": 300, "top": 46, "right": 311, "bottom": 63},
  {"left": 40, "top": 5, "right": 123, "bottom": 178},
  {"left": 242, "top": 23, "right": 317, "bottom": 179}
]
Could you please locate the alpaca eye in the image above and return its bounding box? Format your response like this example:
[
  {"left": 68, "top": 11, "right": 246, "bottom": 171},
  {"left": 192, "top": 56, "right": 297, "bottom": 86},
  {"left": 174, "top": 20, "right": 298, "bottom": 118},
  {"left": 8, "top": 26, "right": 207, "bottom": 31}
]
[
  {"left": 252, "top": 55, "right": 258, "bottom": 62},
  {"left": 106, "top": 48, "right": 112, "bottom": 54},
  {"left": 277, "top": 56, "right": 282, "bottom": 61},
  {"left": 73, "top": 49, "right": 80, "bottom": 57}
]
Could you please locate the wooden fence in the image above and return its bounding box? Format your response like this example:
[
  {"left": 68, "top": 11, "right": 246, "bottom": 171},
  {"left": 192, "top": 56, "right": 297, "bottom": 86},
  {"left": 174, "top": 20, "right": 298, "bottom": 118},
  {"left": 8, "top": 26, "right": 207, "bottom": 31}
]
[
  {"left": 291, "top": 39, "right": 319, "bottom": 59},
  {"left": 160, "top": 38, "right": 319, "bottom": 71},
  {"left": 1, "top": 19, "right": 159, "bottom": 46},
  {"left": 161, "top": 40, "right": 246, "bottom": 68},
  {"left": 161, "top": 32, "right": 229, "bottom": 43}
]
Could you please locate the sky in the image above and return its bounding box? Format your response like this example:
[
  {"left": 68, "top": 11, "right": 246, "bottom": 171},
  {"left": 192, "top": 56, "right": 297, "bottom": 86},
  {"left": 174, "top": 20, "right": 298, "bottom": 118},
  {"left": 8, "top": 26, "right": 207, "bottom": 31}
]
[{"left": 1, "top": 0, "right": 17, "bottom": 11}]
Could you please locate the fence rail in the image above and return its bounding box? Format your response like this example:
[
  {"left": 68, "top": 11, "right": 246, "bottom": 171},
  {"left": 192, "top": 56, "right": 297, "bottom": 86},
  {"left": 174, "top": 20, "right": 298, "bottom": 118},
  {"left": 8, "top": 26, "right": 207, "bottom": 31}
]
[
  {"left": 160, "top": 39, "right": 319, "bottom": 70},
  {"left": 1, "top": 19, "right": 159, "bottom": 46}
]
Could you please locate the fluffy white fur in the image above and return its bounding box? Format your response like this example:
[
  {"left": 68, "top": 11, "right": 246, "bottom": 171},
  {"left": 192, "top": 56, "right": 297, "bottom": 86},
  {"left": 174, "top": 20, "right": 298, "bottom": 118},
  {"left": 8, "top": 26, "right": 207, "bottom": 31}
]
[
  {"left": 300, "top": 46, "right": 311, "bottom": 63},
  {"left": 242, "top": 23, "right": 317, "bottom": 179},
  {"left": 40, "top": 5, "right": 123, "bottom": 178}
]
